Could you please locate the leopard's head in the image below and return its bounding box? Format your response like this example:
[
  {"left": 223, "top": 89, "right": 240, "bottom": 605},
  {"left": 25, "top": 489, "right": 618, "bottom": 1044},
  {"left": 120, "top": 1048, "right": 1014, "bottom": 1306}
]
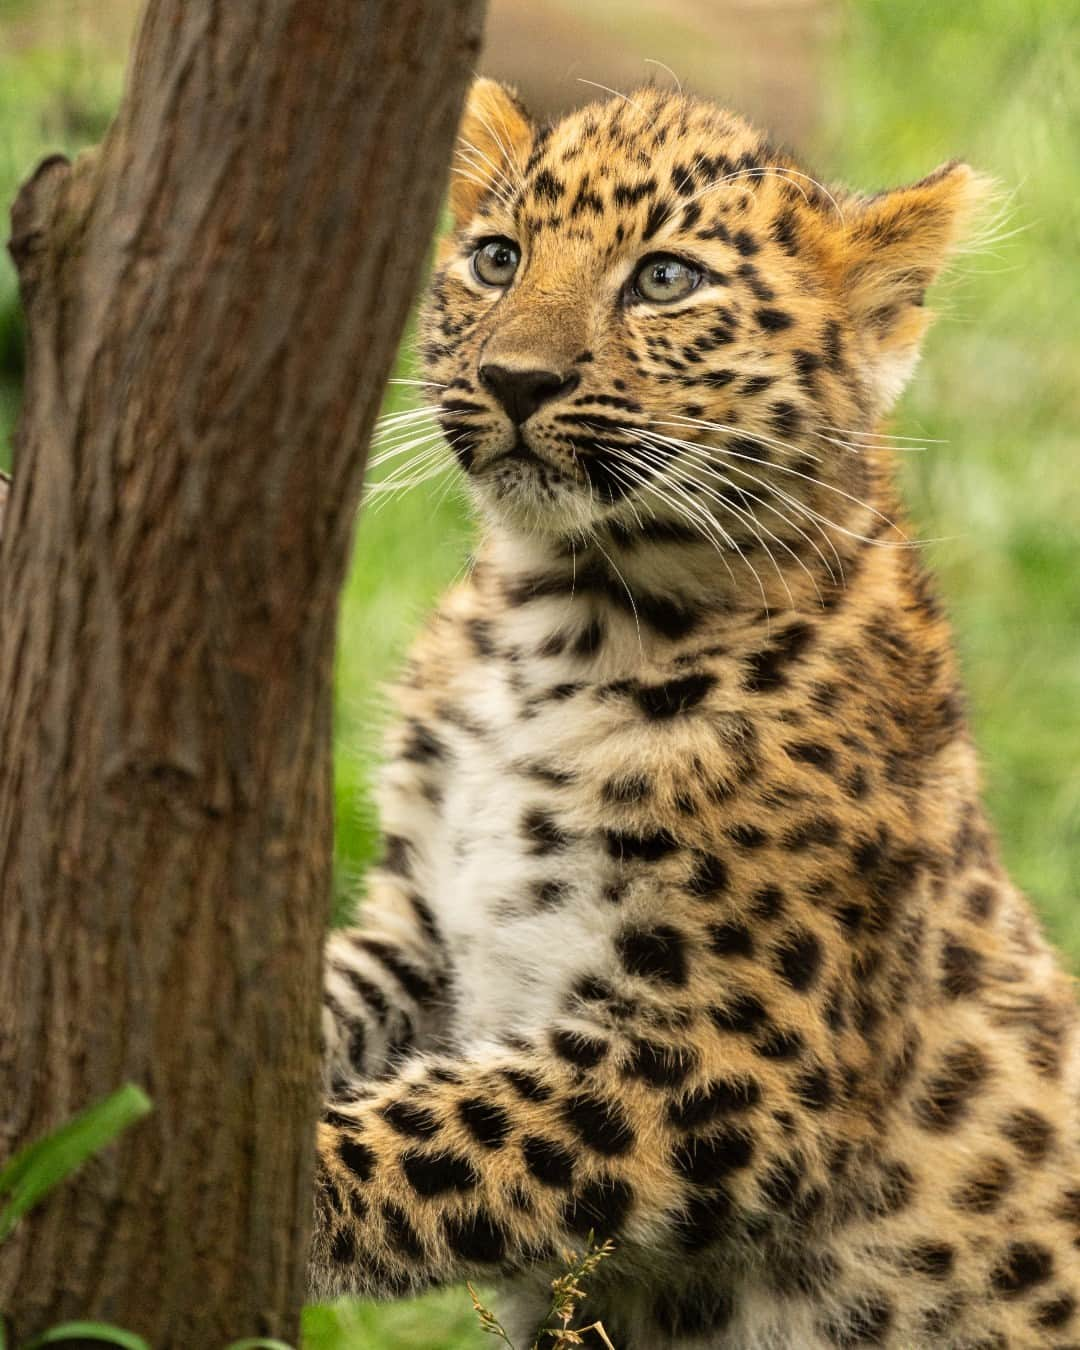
[{"left": 418, "top": 80, "right": 990, "bottom": 551}]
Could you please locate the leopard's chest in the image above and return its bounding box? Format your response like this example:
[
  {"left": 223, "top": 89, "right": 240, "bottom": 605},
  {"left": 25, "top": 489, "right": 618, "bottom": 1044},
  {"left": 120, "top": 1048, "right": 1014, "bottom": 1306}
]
[{"left": 426, "top": 671, "right": 629, "bottom": 1047}]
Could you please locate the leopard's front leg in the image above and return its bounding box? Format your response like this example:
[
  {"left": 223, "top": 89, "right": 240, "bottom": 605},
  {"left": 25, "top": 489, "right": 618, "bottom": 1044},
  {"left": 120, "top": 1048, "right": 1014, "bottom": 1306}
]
[{"left": 308, "top": 1039, "right": 683, "bottom": 1301}]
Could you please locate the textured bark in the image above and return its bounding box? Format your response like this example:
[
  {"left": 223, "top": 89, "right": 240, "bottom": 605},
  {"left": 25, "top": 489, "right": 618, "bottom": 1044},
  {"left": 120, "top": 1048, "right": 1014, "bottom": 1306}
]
[{"left": 0, "top": 2, "right": 484, "bottom": 1343}]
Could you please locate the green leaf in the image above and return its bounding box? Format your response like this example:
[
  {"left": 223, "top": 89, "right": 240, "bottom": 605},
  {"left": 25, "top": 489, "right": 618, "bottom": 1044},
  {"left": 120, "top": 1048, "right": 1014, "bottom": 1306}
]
[
  {"left": 23, "top": 1322, "right": 151, "bottom": 1350},
  {"left": 224, "top": 1341, "right": 297, "bottom": 1349},
  {"left": 0, "top": 1085, "right": 152, "bottom": 1242}
]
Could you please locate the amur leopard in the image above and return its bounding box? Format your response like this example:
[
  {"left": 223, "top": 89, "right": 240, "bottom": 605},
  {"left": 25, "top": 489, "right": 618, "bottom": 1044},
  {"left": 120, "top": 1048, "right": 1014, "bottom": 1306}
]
[{"left": 307, "top": 80, "right": 1080, "bottom": 1348}]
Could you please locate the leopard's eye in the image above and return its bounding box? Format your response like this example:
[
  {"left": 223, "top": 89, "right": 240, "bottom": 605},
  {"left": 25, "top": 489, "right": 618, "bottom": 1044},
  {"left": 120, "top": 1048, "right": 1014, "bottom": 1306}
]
[
  {"left": 632, "top": 254, "right": 701, "bottom": 304},
  {"left": 472, "top": 238, "right": 521, "bottom": 288}
]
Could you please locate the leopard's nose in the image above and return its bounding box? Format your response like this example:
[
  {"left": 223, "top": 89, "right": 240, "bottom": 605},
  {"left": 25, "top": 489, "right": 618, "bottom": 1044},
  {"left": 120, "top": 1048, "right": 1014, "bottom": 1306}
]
[{"left": 479, "top": 364, "right": 579, "bottom": 425}]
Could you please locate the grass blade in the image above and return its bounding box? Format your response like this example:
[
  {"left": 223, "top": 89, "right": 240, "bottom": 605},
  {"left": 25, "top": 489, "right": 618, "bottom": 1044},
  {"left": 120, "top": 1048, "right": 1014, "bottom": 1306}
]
[
  {"left": 0, "top": 1084, "right": 152, "bottom": 1242},
  {"left": 225, "top": 1341, "right": 297, "bottom": 1349},
  {"left": 24, "top": 1322, "right": 151, "bottom": 1349}
]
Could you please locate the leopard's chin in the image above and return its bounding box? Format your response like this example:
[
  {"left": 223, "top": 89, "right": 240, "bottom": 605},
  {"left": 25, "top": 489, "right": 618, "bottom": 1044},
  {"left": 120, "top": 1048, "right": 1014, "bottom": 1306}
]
[{"left": 471, "top": 450, "right": 602, "bottom": 535}]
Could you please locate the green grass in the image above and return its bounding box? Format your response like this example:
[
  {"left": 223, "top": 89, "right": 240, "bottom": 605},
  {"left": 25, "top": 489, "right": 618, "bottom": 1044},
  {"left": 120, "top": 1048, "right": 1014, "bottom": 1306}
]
[
  {"left": 821, "top": 0, "right": 1080, "bottom": 952},
  {"left": 1, "top": 1, "right": 1078, "bottom": 1345}
]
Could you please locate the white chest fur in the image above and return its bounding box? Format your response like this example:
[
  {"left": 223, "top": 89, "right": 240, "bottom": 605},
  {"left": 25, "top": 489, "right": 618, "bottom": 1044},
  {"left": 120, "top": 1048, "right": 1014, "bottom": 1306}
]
[{"left": 427, "top": 660, "right": 624, "bottom": 1048}]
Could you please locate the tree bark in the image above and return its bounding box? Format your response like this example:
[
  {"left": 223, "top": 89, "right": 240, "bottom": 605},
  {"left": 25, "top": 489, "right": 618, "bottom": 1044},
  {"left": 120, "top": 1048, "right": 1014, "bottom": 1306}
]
[{"left": 0, "top": 2, "right": 484, "bottom": 1343}]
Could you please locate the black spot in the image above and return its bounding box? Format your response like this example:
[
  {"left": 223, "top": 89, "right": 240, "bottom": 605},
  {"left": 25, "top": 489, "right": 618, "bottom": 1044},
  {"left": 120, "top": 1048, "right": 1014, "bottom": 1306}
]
[
  {"left": 1001, "top": 1107, "right": 1055, "bottom": 1163},
  {"left": 912, "top": 1042, "right": 990, "bottom": 1132},
  {"left": 551, "top": 1028, "right": 610, "bottom": 1068},
  {"left": 822, "top": 318, "right": 845, "bottom": 371},
  {"left": 573, "top": 617, "right": 606, "bottom": 658},
  {"left": 756, "top": 307, "right": 794, "bottom": 332},
  {"left": 966, "top": 883, "right": 998, "bottom": 922},
  {"left": 755, "top": 1028, "right": 803, "bottom": 1060},
  {"left": 686, "top": 853, "right": 729, "bottom": 898},
  {"left": 380, "top": 1099, "right": 440, "bottom": 1139},
  {"left": 903, "top": 1241, "right": 955, "bottom": 1280},
  {"left": 382, "top": 1202, "right": 424, "bottom": 1259},
  {"left": 633, "top": 671, "right": 717, "bottom": 718},
  {"left": 457, "top": 1098, "right": 511, "bottom": 1150},
  {"left": 672, "top": 1126, "right": 753, "bottom": 1184},
  {"left": 380, "top": 833, "right": 412, "bottom": 878},
  {"left": 1035, "top": 1294, "right": 1076, "bottom": 1329},
  {"left": 355, "top": 938, "right": 438, "bottom": 1006},
  {"left": 733, "top": 229, "right": 760, "bottom": 256},
  {"left": 745, "top": 622, "right": 814, "bottom": 692},
  {"left": 563, "top": 1176, "right": 635, "bottom": 1237},
  {"left": 752, "top": 884, "right": 785, "bottom": 919},
  {"left": 532, "top": 880, "right": 568, "bottom": 910},
  {"left": 562, "top": 1092, "right": 636, "bottom": 1156},
  {"left": 330, "top": 1225, "right": 356, "bottom": 1263},
  {"left": 668, "top": 1076, "right": 761, "bottom": 1129},
  {"left": 623, "top": 1038, "right": 697, "bottom": 1088},
  {"left": 605, "top": 829, "right": 679, "bottom": 862},
  {"left": 523, "top": 808, "right": 571, "bottom": 855},
  {"left": 794, "top": 1064, "right": 833, "bottom": 1111},
  {"left": 941, "top": 937, "right": 983, "bottom": 999},
  {"left": 865, "top": 1159, "right": 914, "bottom": 1217},
  {"left": 676, "top": 1186, "right": 734, "bottom": 1251},
  {"left": 786, "top": 741, "right": 835, "bottom": 773},
  {"left": 572, "top": 974, "right": 613, "bottom": 1003},
  {"left": 613, "top": 177, "right": 658, "bottom": 207},
  {"left": 775, "top": 929, "right": 823, "bottom": 991},
  {"left": 532, "top": 168, "right": 564, "bottom": 204},
  {"left": 759, "top": 1154, "right": 803, "bottom": 1207},
  {"left": 710, "top": 992, "right": 768, "bottom": 1034},
  {"left": 771, "top": 208, "right": 800, "bottom": 256},
  {"left": 653, "top": 1285, "right": 735, "bottom": 1336},
  {"left": 465, "top": 617, "right": 497, "bottom": 659},
  {"left": 602, "top": 774, "right": 652, "bottom": 804},
  {"left": 319, "top": 1172, "right": 346, "bottom": 1217},
  {"left": 990, "top": 1241, "right": 1054, "bottom": 1298},
  {"left": 783, "top": 816, "right": 841, "bottom": 850},
  {"left": 728, "top": 822, "right": 770, "bottom": 849},
  {"left": 502, "top": 1067, "right": 552, "bottom": 1101},
  {"left": 337, "top": 1134, "right": 376, "bottom": 1183},
  {"left": 402, "top": 1148, "right": 478, "bottom": 1196},
  {"left": 769, "top": 401, "right": 802, "bottom": 438},
  {"left": 951, "top": 1156, "right": 1013, "bottom": 1213},
  {"left": 444, "top": 1208, "right": 507, "bottom": 1263},
  {"left": 823, "top": 1295, "right": 893, "bottom": 1347},
  {"left": 617, "top": 923, "right": 688, "bottom": 986},
  {"left": 709, "top": 922, "right": 754, "bottom": 958},
  {"left": 642, "top": 199, "right": 673, "bottom": 241},
  {"left": 523, "top": 1135, "right": 575, "bottom": 1187}
]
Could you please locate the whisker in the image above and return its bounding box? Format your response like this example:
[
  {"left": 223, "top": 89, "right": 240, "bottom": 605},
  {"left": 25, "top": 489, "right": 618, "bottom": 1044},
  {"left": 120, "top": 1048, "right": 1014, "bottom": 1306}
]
[
  {"left": 643, "top": 429, "right": 847, "bottom": 579},
  {"left": 651, "top": 413, "right": 824, "bottom": 465},
  {"left": 642, "top": 57, "right": 683, "bottom": 94},
  {"left": 602, "top": 452, "right": 746, "bottom": 597},
  {"left": 469, "top": 111, "right": 528, "bottom": 191},
  {"left": 590, "top": 529, "right": 644, "bottom": 657},
  {"left": 632, "top": 430, "right": 839, "bottom": 592},
  {"left": 823, "top": 424, "right": 947, "bottom": 444},
  {"left": 576, "top": 78, "right": 654, "bottom": 123},
  {"left": 637, "top": 423, "right": 907, "bottom": 543},
  {"left": 625, "top": 438, "right": 802, "bottom": 607},
  {"left": 369, "top": 432, "right": 450, "bottom": 469}
]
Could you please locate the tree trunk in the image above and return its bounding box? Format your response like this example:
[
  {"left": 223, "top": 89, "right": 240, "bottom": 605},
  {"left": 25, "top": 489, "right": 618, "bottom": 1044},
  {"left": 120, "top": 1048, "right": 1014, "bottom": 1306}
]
[{"left": 0, "top": 2, "right": 485, "bottom": 1343}]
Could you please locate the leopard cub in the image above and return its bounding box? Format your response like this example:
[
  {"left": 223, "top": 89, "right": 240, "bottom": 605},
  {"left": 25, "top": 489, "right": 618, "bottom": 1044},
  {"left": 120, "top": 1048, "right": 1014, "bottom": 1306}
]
[{"left": 309, "top": 79, "right": 1080, "bottom": 1349}]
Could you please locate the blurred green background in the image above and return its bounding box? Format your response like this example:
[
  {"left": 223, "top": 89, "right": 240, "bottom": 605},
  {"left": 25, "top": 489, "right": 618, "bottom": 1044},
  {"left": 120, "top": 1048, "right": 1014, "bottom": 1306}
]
[{"left": 1, "top": 0, "right": 1078, "bottom": 1345}]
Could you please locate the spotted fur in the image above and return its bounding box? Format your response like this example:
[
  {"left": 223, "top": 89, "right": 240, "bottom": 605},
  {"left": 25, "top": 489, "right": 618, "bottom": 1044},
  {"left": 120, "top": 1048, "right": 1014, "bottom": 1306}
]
[{"left": 309, "top": 81, "right": 1079, "bottom": 1348}]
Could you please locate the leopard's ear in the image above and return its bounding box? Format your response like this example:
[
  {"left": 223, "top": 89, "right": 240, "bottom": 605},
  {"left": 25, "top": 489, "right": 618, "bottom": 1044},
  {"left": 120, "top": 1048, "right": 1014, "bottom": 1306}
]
[
  {"left": 837, "top": 161, "right": 995, "bottom": 413},
  {"left": 449, "top": 78, "right": 534, "bottom": 231}
]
